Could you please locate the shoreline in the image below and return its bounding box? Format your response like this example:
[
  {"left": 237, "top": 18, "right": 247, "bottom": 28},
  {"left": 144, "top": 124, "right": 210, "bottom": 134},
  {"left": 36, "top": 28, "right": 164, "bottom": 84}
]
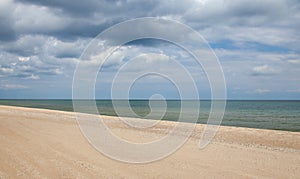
[
  {"left": 0, "top": 102, "right": 299, "bottom": 132},
  {"left": 0, "top": 105, "right": 299, "bottom": 178},
  {"left": 1, "top": 104, "right": 300, "bottom": 150}
]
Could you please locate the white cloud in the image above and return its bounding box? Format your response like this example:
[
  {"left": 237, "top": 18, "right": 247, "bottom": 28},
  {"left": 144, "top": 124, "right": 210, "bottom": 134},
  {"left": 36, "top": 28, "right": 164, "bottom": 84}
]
[
  {"left": 288, "top": 59, "right": 300, "bottom": 64},
  {"left": 0, "top": 67, "right": 14, "bottom": 74},
  {"left": 25, "top": 74, "right": 40, "bottom": 80},
  {"left": 287, "top": 89, "right": 300, "bottom": 93},
  {"left": 18, "top": 56, "right": 30, "bottom": 62},
  {"left": 0, "top": 84, "right": 28, "bottom": 90},
  {"left": 45, "top": 37, "right": 87, "bottom": 58},
  {"left": 252, "top": 65, "right": 279, "bottom": 75},
  {"left": 254, "top": 89, "right": 271, "bottom": 94},
  {"left": 13, "top": 2, "right": 70, "bottom": 34}
]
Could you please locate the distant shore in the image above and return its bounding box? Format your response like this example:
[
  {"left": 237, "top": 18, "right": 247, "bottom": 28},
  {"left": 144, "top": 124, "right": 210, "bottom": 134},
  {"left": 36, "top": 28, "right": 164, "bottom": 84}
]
[{"left": 0, "top": 105, "right": 299, "bottom": 178}]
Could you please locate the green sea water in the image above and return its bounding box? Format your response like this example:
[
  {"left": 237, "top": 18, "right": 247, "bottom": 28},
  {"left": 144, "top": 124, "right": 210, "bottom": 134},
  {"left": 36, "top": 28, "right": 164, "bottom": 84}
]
[{"left": 0, "top": 99, "right": 299, "bottom": 132}]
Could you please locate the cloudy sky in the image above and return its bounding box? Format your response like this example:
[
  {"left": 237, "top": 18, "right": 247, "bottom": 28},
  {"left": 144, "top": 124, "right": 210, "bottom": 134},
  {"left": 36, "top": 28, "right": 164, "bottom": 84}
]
[{"left": 0, "top": 0, "right": 300, "bottom": 99}]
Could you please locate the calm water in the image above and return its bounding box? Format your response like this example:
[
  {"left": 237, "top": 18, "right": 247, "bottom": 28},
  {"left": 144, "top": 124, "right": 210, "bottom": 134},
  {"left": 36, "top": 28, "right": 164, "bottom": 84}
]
[{"left": 0, "top": 99, "right": 299, "bottom": 132}]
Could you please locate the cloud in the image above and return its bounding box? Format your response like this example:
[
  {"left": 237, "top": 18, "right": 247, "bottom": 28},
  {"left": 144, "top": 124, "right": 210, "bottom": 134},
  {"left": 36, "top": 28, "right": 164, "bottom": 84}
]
[
  {"left": 45, "top": 37, "right": 86, "bottom": 58},
  {"left": 119, "top": 53, "right": 171, "bottom": 72},
  {"left": 254, "top": 89, "right": 271, "bottom": 94},
  {"left": 13, "top": 3, "right": 69, "bottom": 35},
  {"left": 0, "top": 84, "right": 28, "bottom": 90},
  {"left": 1, "top": 0, "right": 298, "bottom": 48},
  {"left": 0, "top": 67, "right": 14, "bottom": 74},
  {"left": 0, "top": 54, "right": 65, "bottom": 80},
  {"left": 288, "top": 59, "right": 300, "bottom": 64},
  {"left": 2, "top": 35, "right": 46, "bottom": 56},
  {"left": 25, "top": 74, "right": 40, "bottom": 80},
  {"left": 18, "top": 56, "right": 30, "bottom": 62},
  {"left": 0, "top": 0, "right": 300, "bottom": 99},
  {"left": 184, "top": 0, "right": 300, "bottom": 52},
  {"left": 82, "top": 48, "right": 125, "bottom": 72},
  {"left": 17, "top": 0, "right": 160, "bottom": 17},
  {"left": 0, "top": 0, "right": 16, "bottom": 41},
  {"left": 251, "top": 65, "right": 279, "bottom": 76},
  {"left": 287, "top": 89, "right": 300, "bottom": 93}
]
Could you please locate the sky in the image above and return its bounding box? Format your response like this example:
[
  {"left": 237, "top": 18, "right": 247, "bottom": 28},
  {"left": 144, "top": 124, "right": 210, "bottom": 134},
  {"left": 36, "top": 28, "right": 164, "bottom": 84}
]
[{"left": 0, "top": 0, "right": 300, "bottom": 99}]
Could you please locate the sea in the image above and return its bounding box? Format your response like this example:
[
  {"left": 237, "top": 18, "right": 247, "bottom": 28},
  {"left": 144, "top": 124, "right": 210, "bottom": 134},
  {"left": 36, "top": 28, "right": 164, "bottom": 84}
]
[{"left": 0, "top": 99, "right": 299, "bottom": 132}]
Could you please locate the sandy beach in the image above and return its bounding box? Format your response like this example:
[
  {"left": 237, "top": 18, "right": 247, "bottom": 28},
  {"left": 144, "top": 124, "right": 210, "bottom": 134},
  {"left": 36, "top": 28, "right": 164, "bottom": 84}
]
[{"left": 0, "top": 105, "right": 299, "bottom": 178}]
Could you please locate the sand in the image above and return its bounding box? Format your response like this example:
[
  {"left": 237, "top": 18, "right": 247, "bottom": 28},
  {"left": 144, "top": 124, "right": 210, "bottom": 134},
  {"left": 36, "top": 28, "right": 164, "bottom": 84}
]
[{"left": 0, "top": 105, "right": 299, "bottom": 178}]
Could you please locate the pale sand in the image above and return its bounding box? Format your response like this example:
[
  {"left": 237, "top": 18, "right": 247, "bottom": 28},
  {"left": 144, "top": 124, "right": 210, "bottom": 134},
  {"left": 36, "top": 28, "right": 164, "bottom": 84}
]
[{"left": 0, "top": 105, "right": 299, "bottom": 178}]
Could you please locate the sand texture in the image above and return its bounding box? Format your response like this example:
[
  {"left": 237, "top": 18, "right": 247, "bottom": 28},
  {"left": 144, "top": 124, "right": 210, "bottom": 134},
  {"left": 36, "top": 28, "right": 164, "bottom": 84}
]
[{"left": 0, "top": 105, "right": 299, "bottom": 178}]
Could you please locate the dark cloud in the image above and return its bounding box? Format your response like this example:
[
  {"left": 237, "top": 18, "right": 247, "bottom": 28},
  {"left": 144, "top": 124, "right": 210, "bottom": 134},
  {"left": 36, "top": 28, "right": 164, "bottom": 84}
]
[
  {"left": 185, "top": 0, "right": 290, "bottom": 27},
  {"left": 0, "top": 21, "right": 16, "bottom": 41},
  {"left": 54, "top": 52, "right": 79, "bottom": 59},
  {"left": 16, "top": 0, "right": 159, "bottom": 17},
  {"left": 0, "top": 0, "right": 17, "bottom": 41},
  {"left": 50, "top": 19, "right": 121, "bottom": 40},
  {"left": 125, "top": 38, "right": 170, "bottom": 47},
  {"left": 16, "top": 0, "right": 101, "bottom": 16},
  {"left": 226, "top": 0, "right": 286, "bottom": 17}
]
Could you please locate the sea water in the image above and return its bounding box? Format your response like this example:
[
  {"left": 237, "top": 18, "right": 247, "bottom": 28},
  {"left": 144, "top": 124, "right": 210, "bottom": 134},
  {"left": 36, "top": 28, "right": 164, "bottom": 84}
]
[{"left": 0, "top": 99, "right": 299, "bottom": 131}]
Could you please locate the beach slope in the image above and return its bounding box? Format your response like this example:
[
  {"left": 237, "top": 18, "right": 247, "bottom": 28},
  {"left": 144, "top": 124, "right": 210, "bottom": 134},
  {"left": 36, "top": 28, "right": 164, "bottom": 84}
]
[{"left": 0, "top": 105, "right": 299, "bottom": 178}]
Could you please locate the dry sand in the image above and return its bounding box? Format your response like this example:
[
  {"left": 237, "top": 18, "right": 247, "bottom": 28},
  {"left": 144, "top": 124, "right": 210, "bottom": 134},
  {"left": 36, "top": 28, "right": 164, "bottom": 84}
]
[{"left": 0, "top": 105, "right": 299, "bottom": 178}]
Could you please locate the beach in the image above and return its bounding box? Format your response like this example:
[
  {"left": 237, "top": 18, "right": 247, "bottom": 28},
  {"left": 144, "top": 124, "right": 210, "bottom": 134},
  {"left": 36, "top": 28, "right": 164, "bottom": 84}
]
[{"left": 0, "top": 105, "right": 299, "bottom": 178}]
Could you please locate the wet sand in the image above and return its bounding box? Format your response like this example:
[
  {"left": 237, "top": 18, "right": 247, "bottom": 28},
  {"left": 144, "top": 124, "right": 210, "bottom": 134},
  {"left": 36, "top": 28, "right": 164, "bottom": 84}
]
[{"left": 0, "top": 105, "right": 299, "bottom": 178}]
